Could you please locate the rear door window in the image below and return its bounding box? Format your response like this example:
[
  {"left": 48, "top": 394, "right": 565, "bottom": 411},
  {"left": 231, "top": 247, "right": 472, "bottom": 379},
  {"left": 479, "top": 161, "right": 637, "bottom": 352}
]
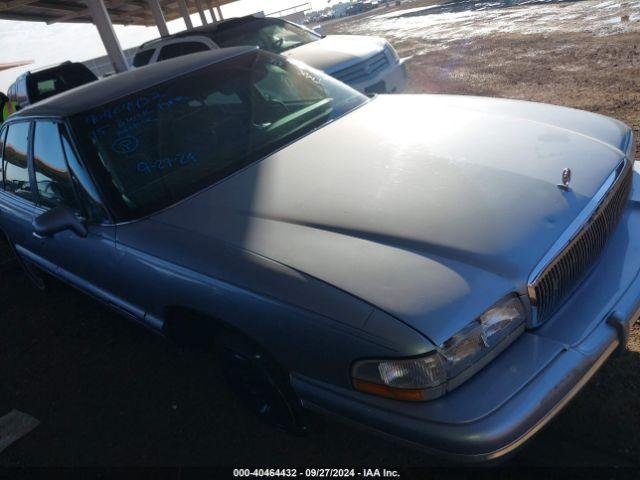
[
  {"left": 158, "top": 41, "right": 210, "bottom": 61},
  {"left": 133, "top": 49, "right": 155, "bottom": 67},
  {"left": 32, "top": 121, "right": 78, "bottom": 210},
  {"left": 3, "top": 122, "right": 32, "bottom": 200},
  {"left": 210, "top": 18, "right": 319, "bottom": 54}
]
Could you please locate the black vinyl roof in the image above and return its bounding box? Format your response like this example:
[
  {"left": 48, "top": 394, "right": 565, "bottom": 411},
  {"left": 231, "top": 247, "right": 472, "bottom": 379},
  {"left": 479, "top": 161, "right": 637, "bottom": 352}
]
[{"left": 10, "top": 46, "right": 256, "bottom": 120}]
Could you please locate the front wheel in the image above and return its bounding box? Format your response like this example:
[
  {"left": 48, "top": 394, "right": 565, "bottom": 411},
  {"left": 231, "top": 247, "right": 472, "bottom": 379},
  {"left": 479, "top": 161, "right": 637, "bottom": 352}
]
[{"left": 216, "top": 330, "right": 308, "bottom": 434}]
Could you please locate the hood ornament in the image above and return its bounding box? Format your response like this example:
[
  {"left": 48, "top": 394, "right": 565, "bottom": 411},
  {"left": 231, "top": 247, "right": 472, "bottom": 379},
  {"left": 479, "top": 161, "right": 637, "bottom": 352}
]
[{"left": 558, "top": 167, "right": 571, "bottom": 191}]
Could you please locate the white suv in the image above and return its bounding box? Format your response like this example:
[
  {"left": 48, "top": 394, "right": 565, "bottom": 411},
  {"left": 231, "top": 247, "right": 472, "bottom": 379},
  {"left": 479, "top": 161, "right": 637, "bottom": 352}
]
[{"left": 132, "top": 15, "right": 407, "bottom": 95}]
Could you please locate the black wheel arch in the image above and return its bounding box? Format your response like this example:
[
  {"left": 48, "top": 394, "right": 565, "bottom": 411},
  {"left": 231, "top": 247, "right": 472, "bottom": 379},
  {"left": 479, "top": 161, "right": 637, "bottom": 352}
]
[
  {"left": 162, "top": 305, "right": 288, "bottom": 370},
  {"left": 162, "top": 305, "right": 222, "bottom": 347},
  {"left": 162, "top": 305, "right": 309, "bottom": 433}
]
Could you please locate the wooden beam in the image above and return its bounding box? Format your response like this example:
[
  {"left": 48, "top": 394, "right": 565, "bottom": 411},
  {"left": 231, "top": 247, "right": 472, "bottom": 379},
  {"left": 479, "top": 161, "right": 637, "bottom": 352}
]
[
  {"left": 0, "top": 59, "right": 33, "bottom": 72},
  {"left": 47, "top": 0, "right": 152, "bottom": 25},
  {"left": 0, "top": 0, "right": 235, "bottom": 26},
  {"left": 0, "top": 0, "right": 40, "bottom": 12},
  {"left": 22, "top": 2, "right": 85, "bottom": 14},
  {"left": 48, "top": 0, "right": 131, "bottom": 24}
]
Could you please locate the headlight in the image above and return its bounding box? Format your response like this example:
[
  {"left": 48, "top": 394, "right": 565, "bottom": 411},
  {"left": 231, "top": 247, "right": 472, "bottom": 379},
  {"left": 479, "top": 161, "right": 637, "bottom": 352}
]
[
  {"left": 351, "top": 295, "right": 526, "bottom": 401},
  {"left": 384, "top": 43, "right": 400, "bottom": 64}
]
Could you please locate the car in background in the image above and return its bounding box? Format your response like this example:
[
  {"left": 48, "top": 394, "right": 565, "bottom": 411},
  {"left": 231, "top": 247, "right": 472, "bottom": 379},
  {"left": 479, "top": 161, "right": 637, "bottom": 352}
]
[
  {"left": 133, "top": 15, "right": 407, "bottom": 95},
  {"left": 346, "top": 2, "right": 376, "bottom": 16},
  {"left": 318, "top": 12, "right": 335, "bottom": 22},
  {"left": 1, "top": 46, "right": 637, "bottom": 462},
  {"left": 7, "top": 61, "right": 97, "bottom": 109}
]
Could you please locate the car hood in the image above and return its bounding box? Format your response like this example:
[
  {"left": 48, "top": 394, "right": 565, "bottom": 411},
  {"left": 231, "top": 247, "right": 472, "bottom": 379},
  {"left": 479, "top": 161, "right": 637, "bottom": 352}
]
[
  {"left": 282, "top": 35, "right": 386, "bottom": 73},
  {"left": 148, "top": 95, "right": 630, "bottom": 344}
]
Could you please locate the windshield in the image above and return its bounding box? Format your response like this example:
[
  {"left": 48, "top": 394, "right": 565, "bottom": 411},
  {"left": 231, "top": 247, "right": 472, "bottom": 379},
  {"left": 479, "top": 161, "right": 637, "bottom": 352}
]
[
  {"left": 71, "top": 50, "right": 367, "bottom": 221},
  {"left": 211, "top": 18, "right": 320, "bottom": 54}
]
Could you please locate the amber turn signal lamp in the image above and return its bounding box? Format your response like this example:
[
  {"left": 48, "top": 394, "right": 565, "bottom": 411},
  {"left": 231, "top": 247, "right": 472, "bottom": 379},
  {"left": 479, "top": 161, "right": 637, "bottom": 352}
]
[{"left": 352, "top": 378, "right": 430, "bottom": 402}]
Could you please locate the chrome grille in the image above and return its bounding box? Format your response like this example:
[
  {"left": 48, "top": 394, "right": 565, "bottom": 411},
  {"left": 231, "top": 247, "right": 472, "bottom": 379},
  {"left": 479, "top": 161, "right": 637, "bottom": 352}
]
[
  {"left": 332, "top": 51, "right": 390, "bottom": 85},
  {"left": 528, "top": 159, "right": 633, "bottom": 325}
]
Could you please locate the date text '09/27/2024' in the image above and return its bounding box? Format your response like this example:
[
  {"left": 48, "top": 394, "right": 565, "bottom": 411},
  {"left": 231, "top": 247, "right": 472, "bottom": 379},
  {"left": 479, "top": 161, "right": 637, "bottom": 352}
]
[{"left": 137, "top": 152, "right": 198, "bottom": 175}]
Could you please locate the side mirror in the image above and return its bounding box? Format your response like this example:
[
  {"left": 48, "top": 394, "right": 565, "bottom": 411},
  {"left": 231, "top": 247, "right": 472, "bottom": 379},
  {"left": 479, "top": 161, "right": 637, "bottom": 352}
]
[
  {"left": 33, "top": 205, "right": 87, "bottom": 239},
  {"left": 313, "top": 26, "right": 324, "bottom": 37}
]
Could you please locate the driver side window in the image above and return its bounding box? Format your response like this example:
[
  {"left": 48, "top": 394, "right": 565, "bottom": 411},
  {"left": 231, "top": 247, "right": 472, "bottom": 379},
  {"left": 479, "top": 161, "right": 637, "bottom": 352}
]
[
  {"left": 255, "top": 61, "right": 324, "bottom": 103},
  {"left": 32, "top": 121, "right": 78, "bottom": 211}
]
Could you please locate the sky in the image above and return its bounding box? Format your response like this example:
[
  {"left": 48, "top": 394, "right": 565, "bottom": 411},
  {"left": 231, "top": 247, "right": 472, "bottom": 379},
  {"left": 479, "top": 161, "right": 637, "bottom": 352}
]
[{"left": 0, "top": 0, "right": 339, "bottom": 91}]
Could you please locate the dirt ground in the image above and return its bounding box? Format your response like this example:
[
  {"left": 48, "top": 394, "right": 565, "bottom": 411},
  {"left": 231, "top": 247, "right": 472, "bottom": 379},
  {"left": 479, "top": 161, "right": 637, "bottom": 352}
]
[
  {"left": 325, "top": 0, "right": 640, "bottom": 157},
  {"left": 2, "top": 0, "right": 640, "bottom": 469},
  {"left": 2, "top": 256, "right": 639, "bottom": 469}
]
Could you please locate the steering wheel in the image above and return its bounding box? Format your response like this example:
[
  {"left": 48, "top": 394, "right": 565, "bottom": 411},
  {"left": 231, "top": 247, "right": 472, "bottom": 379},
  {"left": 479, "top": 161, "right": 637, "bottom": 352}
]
[{"left": 272, "top": 37, "right": 284, "bottom": 50}]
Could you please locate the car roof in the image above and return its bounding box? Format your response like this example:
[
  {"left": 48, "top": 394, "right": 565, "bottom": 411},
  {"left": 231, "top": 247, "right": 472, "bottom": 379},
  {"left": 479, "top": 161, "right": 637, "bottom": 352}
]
[
  {"left": 12, "top": 61, "right": 73, "bottom": 82},
  {"left": 11, "top": 46, "right": 256, "bottom": 120},
  {"left": 27, "top": 61, "right": 74, "bottom": 74},
  {"left": 138, "top": 15, "right": 265, "bottom": 49}
]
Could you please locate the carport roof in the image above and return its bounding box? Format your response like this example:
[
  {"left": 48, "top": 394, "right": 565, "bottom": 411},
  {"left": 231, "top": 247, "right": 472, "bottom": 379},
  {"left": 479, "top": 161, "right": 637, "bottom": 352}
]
[{"left": 0, "top": 0, "right": 236, "bottom": 26}]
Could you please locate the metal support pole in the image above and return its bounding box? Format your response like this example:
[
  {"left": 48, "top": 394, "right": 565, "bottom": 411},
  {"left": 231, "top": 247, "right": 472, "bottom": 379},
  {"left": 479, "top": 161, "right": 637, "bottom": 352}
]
[
  {"left": 195, "top": 0, "right": 207, "bottom": 25},
  {"left": 85, "top": 0, "right": 129, "bottom": 73},
  {"left": 208, "top": 2, "right": 218, "bottom": 24},
  {"left": 178, "top": 0, "right": 194, "bottom": 29},
  {"left": 146, "top": 0, "right": 169, "bottom": 36},
  {"left": 216, "top": 5, "right": 223, "bottom": 20}
]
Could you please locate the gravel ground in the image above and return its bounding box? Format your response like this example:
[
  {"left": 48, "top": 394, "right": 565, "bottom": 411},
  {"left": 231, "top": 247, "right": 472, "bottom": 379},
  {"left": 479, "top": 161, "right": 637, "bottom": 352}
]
[
  {"left": 1, "top": 260, "right": 638, "bottom": 468},
  {"left": 1, "top": 0, "right": 640, "bottom": 469},
  {"left": 325, "top": 0, "right": 640, "bottom": 157}
]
